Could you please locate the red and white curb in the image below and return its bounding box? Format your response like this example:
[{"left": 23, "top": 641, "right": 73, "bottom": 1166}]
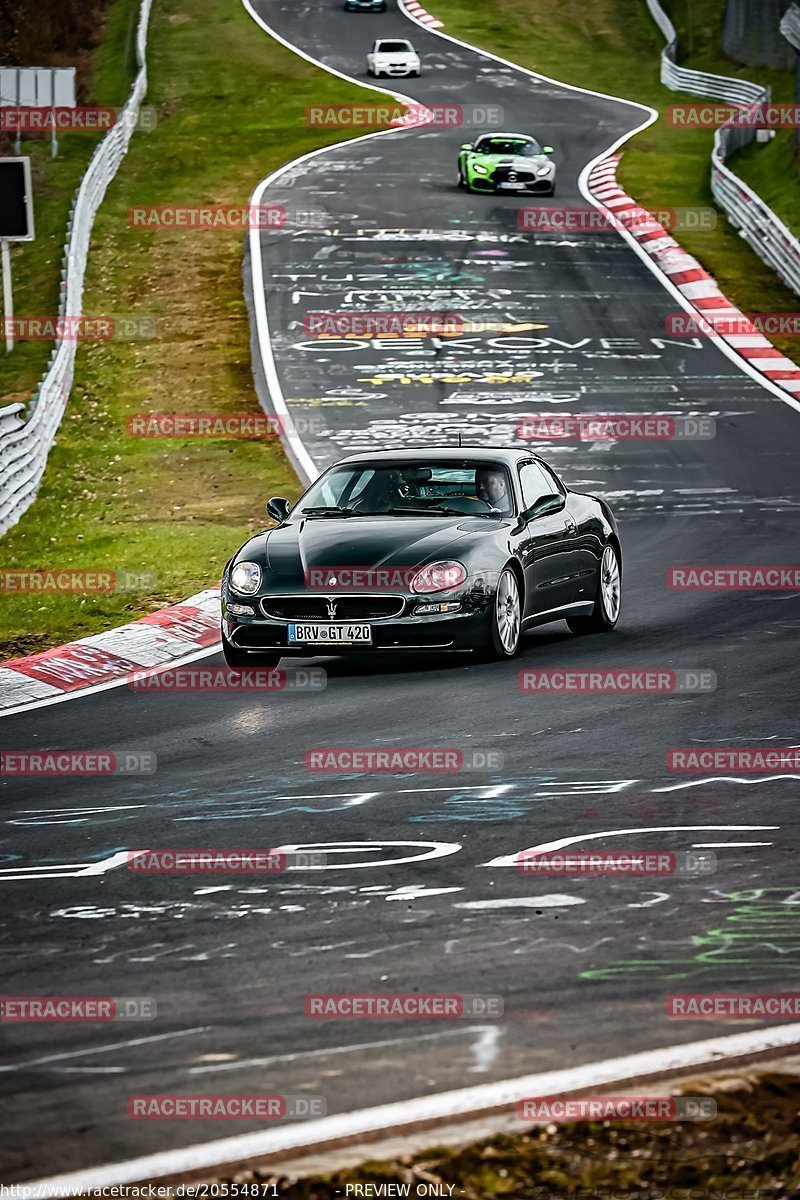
[
  {"left": 587, "top": 155, "right": 800, "bottom": 398},
  {"left": 400, "top": 0, "right": 443, "bottom": 30},
  {"left": 0, "top": 589, "right": 220, "bottom": 717}
]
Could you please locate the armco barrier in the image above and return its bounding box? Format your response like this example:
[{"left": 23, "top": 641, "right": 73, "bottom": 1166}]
[
  {"left": 647, "top": 0, "right": 800, "bottom": 298},
  {"left": 0, "top": 0, "right": 153, "bottom": 537}
]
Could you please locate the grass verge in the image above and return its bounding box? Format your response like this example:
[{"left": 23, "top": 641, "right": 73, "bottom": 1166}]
[
  {"left": 428, "top": 0, "right": 800, "bottom": 363},
  {"left": 0, "top": 0, "right": 389, "bottom": 660}
]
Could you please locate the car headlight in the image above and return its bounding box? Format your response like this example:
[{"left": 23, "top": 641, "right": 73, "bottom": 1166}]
[
  {"left": 537, "top": 165, "right": 552, "bottom": 176},
  {"left": 472, "top": 163, "right": 488, "bottom": 175},
  {"left": 230, "top": 561, "right": 262, "bottom": 595},
  {"left": 411, "top": 561, "right": 467, "bottom": 593}
]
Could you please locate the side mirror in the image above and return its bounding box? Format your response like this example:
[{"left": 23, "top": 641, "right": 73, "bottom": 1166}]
[
  {"left": 526, "top": 492, "right": 565, "bottom": 521},
  {"left": 266, "top": 496, "right": 291, "bottom": 522},
  {"left": 543, "top": 145, "right": 554, "bottom": 154},
  {"left": 460, "top": 143, "right": 472, "bottom": 151}
]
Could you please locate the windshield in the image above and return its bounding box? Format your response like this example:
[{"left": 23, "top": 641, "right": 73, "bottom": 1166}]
[
  {"left": 377, "top": 41, "right": 413, "bottom": 52},
  {"left": 293, "top": 461, "right": 516, "bottom": 517},
  {"left": 474, "top": 137, "right": 541, "bottom": 157}
]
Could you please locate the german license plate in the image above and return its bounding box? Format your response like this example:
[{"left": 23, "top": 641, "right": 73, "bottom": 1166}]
[{"left": 288, "top": 623, "right": 372, "bottom": 645}]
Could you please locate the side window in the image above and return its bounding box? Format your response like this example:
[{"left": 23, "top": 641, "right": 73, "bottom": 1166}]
[
  {"left": 539, "top": 460, "right": 565, "bottom": 495},
  {"left": 518, "top": 462, "right": 553, "bottom": 511}
]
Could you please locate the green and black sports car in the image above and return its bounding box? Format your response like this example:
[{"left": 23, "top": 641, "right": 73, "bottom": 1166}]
[{"left": 457, "top": 133, "right": 556, "bottom": 195}]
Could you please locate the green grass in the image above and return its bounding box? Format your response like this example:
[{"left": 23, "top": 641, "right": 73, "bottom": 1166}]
[
  {"left": 0, "top": 0, "right": 390, "bottom": 660},
  {"left": 430, "top": 0, "right": 800, "bottom": 361},
  {"left": 0, "top": 0, "right": 140, "bottom": 412}
]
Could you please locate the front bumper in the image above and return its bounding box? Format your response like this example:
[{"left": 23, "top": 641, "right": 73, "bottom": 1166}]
[
  {"left": 221, "top": 589, "right": 493, "bottom": 656},
  {"left": 469, "top": 174, "right": 555, "bottom": 194},
  {"left": 374, "top": 64, "right": 418, "bottom": 75}
]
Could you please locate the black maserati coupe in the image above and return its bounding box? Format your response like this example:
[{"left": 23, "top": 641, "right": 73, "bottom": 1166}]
[{"left": 220, "top": 448, "right": 622, "bottom": 667}]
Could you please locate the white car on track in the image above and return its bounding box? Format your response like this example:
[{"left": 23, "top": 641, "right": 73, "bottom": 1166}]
[{"left": 366, "top": 39, "right": 421, "bottom": 77}]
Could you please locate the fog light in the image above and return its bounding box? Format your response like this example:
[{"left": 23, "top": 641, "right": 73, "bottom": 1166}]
[
  {"left": 414, "top": 601, "right": 462, "bottom": 615},
  {"left": 226, "top": 602, "right": 254, "bottom": 617}
]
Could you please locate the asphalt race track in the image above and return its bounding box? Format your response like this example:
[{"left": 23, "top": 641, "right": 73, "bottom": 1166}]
[{"left": 2, "top": 0, "right": 800, "bottom": 1182}]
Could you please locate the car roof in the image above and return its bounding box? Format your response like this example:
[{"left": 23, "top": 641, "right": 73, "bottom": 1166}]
[
  {"left": 333, "top": 447, "right": 541, "bottom": 467},
  {"left": 475, "top": 132, "right": 535, "bottom": 141}
]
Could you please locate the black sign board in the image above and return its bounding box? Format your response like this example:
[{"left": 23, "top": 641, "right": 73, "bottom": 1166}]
[{"left": 0, "top": 158, "right": 34, "bottom": 241}]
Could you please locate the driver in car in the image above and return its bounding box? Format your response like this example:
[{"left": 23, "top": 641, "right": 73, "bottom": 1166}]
[{"left": 475, "top": 467, "right": 512, "bottom": 514}]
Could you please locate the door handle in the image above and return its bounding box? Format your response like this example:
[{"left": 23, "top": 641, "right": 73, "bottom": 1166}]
[{"left": 565, "top": 516, "right": 577, "bottom": 532}]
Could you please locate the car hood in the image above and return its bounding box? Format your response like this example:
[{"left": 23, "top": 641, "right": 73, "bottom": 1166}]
[
  {"left": 471, "top": 153, "right": 550, "bottom": 169},
  {"left": 257, "top": 515, "right": 493, "bottom": 583},
  {"left": 374, "top": 51, "right": 418, "bottom": 59}
]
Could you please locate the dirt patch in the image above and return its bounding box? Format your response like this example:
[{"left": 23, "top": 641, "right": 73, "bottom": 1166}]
[{"left": 205, "top": 1071, "right": 800, "bottom": 1198}]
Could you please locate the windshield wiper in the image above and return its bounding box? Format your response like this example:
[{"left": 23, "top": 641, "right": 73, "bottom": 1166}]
[
  {"left": 299, "top": 506, "right": 358, "bottom": 517},
  {"left": 386, "top": 505, "right": 480, "bottom": 517}
]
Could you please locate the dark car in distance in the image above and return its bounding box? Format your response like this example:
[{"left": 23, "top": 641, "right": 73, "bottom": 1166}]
[{"left": 220, "top": 448, "right": 622, "bottom": 668}]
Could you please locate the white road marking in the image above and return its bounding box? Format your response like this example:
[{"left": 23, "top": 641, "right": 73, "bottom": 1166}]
[
  {"left": 482, "top": 826, "right": 779, "bottom": 868},
  {"left": 0, "top": 1026, "right": 210, "bottom": 1074},
  {"left": 454, "top": 896, "right": 586, "bottom": 910},
  {"left": 691, "top": 841, "right": 773, "bottom": 848},
  {"left": 653, "top": 776, "right": 800, "bottom": 792},
  {"left": 0, "top": 850, "right": 139, "bottom": 881},
  {"left": 189, "top": 1026, "right": 493, "bottom": 1074}
]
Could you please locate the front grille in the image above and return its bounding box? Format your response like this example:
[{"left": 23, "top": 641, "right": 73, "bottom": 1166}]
[
  {"left": 494, "top": 167, "right": 536, "bottom": 185},
  {"left": 260, "top": 595, "right": 405, "bottom": 621}
]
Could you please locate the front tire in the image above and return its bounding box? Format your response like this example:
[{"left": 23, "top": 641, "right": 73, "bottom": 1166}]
[
  {"left": 485, "top": 567, "right": 522, "bottom": 659},
  {"left": 222, "top": 636, "right": 281, "bottom": 671},
  {"left": 567, "top": 543, "right": 621, "bottom": 634},
  {"left": 457, "top": 168, "right": 466, "bottom": 190}
]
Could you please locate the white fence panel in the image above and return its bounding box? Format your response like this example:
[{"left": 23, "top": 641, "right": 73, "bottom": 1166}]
[{"left": 646, "top": 0, "right": 800, "bottom": 298}]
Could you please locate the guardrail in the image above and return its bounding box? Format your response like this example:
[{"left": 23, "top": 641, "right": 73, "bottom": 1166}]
[
  {"left": 646, "top": 0, "right": 800, "bottom": 298},
  {"left": 0, "top": 0, "right": 153, "bottom": 537}
]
